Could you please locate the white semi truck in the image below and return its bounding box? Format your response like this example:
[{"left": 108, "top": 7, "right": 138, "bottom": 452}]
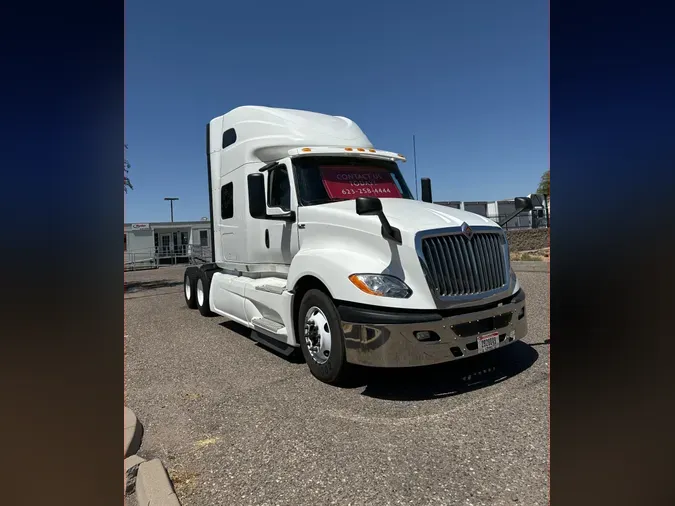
[{"left": 183, "top": 106, "right": 530, "bottom": 385}]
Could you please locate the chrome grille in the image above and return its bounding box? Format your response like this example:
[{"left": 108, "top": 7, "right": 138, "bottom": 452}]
[{"left": 420, "top": 232, "right": 508, "bottom": 297}]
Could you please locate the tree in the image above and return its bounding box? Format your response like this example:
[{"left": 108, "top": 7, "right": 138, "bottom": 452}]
[
  {"left": 536, "top": 169, "right": 550, "bottom": 195},
  {"left": 124, "top": 144, "right": 133, "bottom": 193}
]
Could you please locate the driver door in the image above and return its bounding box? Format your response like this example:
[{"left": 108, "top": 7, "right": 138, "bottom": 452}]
[{"left": 264, "top": 161, "right": 300, "bottom": 265}]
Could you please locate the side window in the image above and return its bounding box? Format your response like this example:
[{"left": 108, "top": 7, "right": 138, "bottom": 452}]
[
  {"left": 222, "top": 128, "right": 237, "bottom": 149},
  {"left": 268, "top": 165, "right": 291, "bottom": 211},
  {"left": 199, "top": 230, "right": 209, "bottom": 247},
  {"left": 221, "top": 182, "right": 233, "bottom": 219}
]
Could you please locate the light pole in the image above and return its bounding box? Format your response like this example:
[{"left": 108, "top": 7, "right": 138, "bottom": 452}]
[
  {"left": 413, "top": 134, "right": 419, "bottom": 200},
  {"left": 164, "top": 197, "right": 179, "bottom": 222}
]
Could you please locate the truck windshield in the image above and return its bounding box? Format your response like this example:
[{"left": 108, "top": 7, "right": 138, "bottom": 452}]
[{"left": 293, "top": 156, "right": 414, "bottom": 206}]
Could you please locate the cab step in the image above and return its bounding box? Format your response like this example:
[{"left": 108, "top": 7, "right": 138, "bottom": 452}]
[
  {"left": 250, "top": 330, "right": 297, "bottom": 357},
  {"left": 251, "top": 317, "right": 286, "bottom": 334},
  {"left": 254, "top": 284, "right": 286, "bottom": 295},
  {"left": 250, "top": 317, "right": 295, "bottom": 356}
]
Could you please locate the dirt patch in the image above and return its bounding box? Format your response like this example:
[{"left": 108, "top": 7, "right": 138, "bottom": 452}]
[
  {"left": 124, "top": 332, "right": 128, "bottom": 403},
  {"left": 125, "top": 265, "right": 186, "bottom": 284},
  {"left": 511, "top": 247, "right": 550, "bottom": 262},
  {"left": 167, "top": 465, "right": 199, "bottom": 498},
  {"left": 506, "top": 229, "right": 549, "bottom": 252},
  {"left": 124, "top": 280, "right": 183, "bottom": 293},
  {"left": 124, "top": 267, "right": 187, "bottom": 300}
]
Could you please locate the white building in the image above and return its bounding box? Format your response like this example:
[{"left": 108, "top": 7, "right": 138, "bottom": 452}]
[
  {"left": 435, "top": 195, "right": 550, "bottom": 230},
  {"left": 124, "top": 195, "right": 548, "bottom": 270},
  {"left": 124, "top": 220, "right": 212, "bottom": 269}
]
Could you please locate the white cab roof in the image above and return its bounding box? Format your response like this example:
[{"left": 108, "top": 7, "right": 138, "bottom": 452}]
[{"left": 209, "top": 106, "right": 380, "bottom": 164}]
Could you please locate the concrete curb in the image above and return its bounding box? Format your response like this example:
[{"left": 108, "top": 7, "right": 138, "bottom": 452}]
[
  {"left": 124, "top": 407, "right": 181, "bottom": 505},
  {"left": 125, "top": 454, "right": 146, "bottom": 495},
  {"left": 136, "top": 459, "right": 181, "bottom": 506},
  {"left": 511, "top": 261, "right": 549, "bottom": 273},
  {"left": 124, "top": 407, "right": 143, "bottom": 458}
]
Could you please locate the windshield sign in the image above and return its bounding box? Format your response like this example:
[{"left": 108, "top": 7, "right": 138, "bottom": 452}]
[{"left": 320, "top": 166, "right": 403, "bottom": 200}]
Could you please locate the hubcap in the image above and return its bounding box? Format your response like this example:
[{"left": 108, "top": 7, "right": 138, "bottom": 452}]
[
  {"left": 185, "top": 277, "right": 191, "bottom": 300},
  {"left": 304, "top": 306, "right": 331, "bottom": 365},
  {"left": 197, "top": 278, "right": 204, "bottom": 306}
]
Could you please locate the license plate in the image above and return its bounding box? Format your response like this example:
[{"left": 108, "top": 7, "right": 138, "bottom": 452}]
[{"left": 477, "top": 331, "right": 499, "bottom": 354}]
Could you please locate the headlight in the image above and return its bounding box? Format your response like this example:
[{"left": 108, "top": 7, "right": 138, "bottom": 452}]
[
  {"left": 348, "top": 274, "right": 412, "bottom": 298},
  {"left": 510, "top": 267, "right": 520, "bottom": 294}
]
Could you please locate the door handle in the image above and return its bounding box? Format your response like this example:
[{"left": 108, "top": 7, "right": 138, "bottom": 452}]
[
  {"left": 298, "top": 223, "right": 306, "bottom": 229},
  {"left": 264, "top": 229, "right": 270, "bottom": 248}
]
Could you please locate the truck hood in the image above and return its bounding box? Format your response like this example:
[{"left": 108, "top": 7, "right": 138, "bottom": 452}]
[
  {"left": 303, "top": 198, "right": 498, "bottom": 233},
  {"left": 294, "top": 198, "right": 512, "bottom": 311}
]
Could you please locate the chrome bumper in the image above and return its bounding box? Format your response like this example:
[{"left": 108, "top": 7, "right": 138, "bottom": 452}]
[{"left": 341, "top": 291, "right": 528, "bottom": 368}]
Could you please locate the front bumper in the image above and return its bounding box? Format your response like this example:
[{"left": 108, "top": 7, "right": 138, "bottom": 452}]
[{"left": 340, "top": 290, "right": 528, "bottom": 368}]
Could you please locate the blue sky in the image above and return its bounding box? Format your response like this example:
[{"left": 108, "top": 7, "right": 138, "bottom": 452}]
[{"left": 125, "top": 0, "right": 548, "bottom": 223}]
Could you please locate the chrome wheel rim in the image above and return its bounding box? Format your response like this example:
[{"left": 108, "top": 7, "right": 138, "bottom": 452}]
[
  {"left": 304, "top": 306, "right": 331, "bottom": 364},
  {"left": 185, "top": 277, "right": 191, "bottom": 300},
  {"left": 197, "top": 278, "right": 204, "bottom": 306}
]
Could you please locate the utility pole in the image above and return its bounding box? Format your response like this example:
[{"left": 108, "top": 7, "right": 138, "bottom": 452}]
[
  {"left": 413, "top": 134, "right": 418, "bottom": 199},
  {"left": 164, "top": 197, "right": 179, "bottom": 222}
]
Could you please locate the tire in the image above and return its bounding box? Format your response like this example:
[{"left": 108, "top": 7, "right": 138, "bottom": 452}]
[
  {"left": 184, "top": 269, "right": 198, "bottom": 309},
  {"left": 196, "top": 270, "right": 216, "bottom": 317},
  {"left": 297, "top": 289, "right": 352, "bottom": 385}
]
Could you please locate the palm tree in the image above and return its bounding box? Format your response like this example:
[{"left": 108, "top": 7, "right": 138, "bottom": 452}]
[{"left": 536, "top": 169, "right": 549, "bottom": 195}]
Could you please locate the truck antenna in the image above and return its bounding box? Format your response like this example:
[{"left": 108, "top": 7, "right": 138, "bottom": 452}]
[{"left": 413, "top": 134, "right": 418, "bottom": 200}]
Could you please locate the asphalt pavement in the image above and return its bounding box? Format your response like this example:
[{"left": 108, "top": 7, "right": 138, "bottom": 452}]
[{"left": 125, "top": 266, "right": 549, "bottom": 506}]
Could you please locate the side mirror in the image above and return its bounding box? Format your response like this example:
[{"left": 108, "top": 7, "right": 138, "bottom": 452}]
[
  {"left": 515, "top": 197, "right": 533, "bottom": 211},
  {"left": 356, "top": 197, "right": 383, "bottom": 216},
  {"left": 528, "top": 193, "right": 544, "bottom": 207},
  {"left": 247, "top": 173, "right": 267, "bottom": 219},
  {"left": 499, "top": 197, "right": 534, "bottom": 227},
  {"left": 355, "top": 197, "right": 401, "bottom": 244},
  {"left": 421, "top": 178, "right": 433, "bottom": 203}
]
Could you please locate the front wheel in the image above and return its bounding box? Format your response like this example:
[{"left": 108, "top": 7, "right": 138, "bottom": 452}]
[{"left": 297, "top": 289, "right": 352, "bottom": 385}]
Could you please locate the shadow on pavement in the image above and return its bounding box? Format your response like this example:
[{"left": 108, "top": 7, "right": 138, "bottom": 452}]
[
  {"left": 219, "top": 320, "right": 305, "bottom": 363},
  {"left": 218, "top": 316, "right": 540, "bottom": 400},
  {"left": 124, "top": 280, "right": 183, "bottom": 292},
  {"left": 354, "top": 341, "right": 539, "bottom": 401}
]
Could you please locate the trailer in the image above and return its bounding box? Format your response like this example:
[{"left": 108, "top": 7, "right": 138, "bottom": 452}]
[{"left": 183, "top": 106, "right": 530, "bottom": 385}]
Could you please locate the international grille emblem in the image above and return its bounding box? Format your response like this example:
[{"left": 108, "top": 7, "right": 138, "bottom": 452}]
[{"left": 461, "top": 222, "right": 474, "bottom": 239}]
